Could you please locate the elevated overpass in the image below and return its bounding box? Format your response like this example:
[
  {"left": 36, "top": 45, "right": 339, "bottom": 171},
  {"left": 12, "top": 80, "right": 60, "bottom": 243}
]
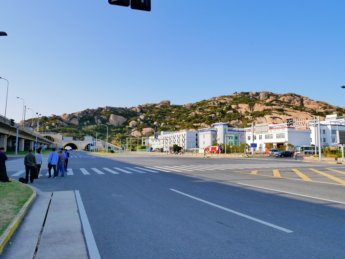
[{"left": 0, "top": 115, "right": 54, "bottom": 152}]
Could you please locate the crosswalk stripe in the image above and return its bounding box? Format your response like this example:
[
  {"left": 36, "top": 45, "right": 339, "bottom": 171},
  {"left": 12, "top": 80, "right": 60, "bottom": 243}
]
[
  {"left": 273, "top": 169, "right": 282, "bottom": 178},
  {"left": 150, "top": 166, "right": 174, "bottom": 172},
  {"left": 114, "top": 167, "right": 133, "bottom": 174},
  {"left": 103, "top": 168, "right": 119, "bottom": 174},
  {"left": 12, "top": 170, "right": 25, "bottom": 177},
  {"left": 310, "top": 168, "right": 345, "bottom": 185},
  {"left": 135, "top": 167, "right": 159, "bottom": 173},
  {"left": 327, "top": 168, "right": 345, "bottom": 175},
  {"left": 91, "top": 168, "right": 105, "bottom": 175},
  {"left": 125, "top": 167, "right": 146, "bottom": 174},
  {"left": 67, "top": 169, "right": 74, "bottom": 176},
  {"left": 80, "top": 168, "right": 90, "bottom": 175},
  {"left": 292, "top": 169, "right": 311, "bottom": 181},
  {"left": 251, "top": 170, "right": 258, "bottom": 175}
]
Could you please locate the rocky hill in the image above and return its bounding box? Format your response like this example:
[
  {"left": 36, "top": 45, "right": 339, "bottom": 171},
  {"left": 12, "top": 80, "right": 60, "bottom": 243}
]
[{"left": 31, "top": 92, "right": 344, "bottom": 145}]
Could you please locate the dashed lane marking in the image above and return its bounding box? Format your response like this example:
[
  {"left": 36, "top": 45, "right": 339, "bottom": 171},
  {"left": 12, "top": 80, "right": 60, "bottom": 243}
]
[
  {"left": 91, "top": 168, "right": 105, "bottom": 175},
  {"left": 135, "top": 167, "right": 159, "bottom": 173},
  {"left": 114, "top": 167, "right": 133, "bottom": 174},
  {"left": 80, "top": 168, "right": 90, "bottom": 175},
  {"left": 124, "top": 167, "right": 146, "bottom": 174},
  {"left": 273, "top": 169, "right": 282, "bottom": 178},
  {"left": 67, "top": 169, "right": 74, "bottom": 176}
]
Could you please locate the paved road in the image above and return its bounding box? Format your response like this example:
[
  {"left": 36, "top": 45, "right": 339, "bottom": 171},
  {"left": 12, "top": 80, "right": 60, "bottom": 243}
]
[{"left": 7, "top": 152, "right": 345, "bottom": 258}]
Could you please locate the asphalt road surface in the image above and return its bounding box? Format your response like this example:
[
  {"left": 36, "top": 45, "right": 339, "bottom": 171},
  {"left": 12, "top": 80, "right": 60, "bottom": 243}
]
[{"left": 7, "top": 152, "right": 345, "bottom": 258}]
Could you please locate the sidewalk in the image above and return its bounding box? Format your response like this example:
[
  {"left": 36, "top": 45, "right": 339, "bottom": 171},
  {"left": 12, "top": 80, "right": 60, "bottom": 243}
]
[{"left": 1, "top": 190, "right": 89, "bottom": 259}]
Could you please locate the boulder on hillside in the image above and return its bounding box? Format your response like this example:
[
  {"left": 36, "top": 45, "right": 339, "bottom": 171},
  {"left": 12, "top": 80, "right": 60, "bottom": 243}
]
[
  {"left": 139, "top": 115, "right": 146, "bottom": 121},
  {"left": 61, "top": 113, "right": 70, "bottom": 121},
  {"left": 69, "top": 118, "right": 79, "bottom": 126},
  {"left": 129, "top": 121, "right": 138, "bottom": 128},
  {"left": 142, "top": 127, "right": 154, "bottom": 136},
  {"left": 109, "top": 114, "right": 126, "bottom": 127},
  {"left": 159, "top": 100, "right": 171, "bottom": 106},
  {"left": 131, "top": 129, "right": 142, "bottom": 137}
]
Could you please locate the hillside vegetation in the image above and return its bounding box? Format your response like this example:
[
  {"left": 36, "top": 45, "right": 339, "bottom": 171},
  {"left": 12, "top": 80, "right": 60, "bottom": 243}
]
[{"left": 28, "top": 92, "right": 344, "bottom": 145}]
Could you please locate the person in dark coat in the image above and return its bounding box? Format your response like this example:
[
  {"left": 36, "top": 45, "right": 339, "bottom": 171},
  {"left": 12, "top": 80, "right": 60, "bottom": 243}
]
[
  {"left": 0, "top": 147, "right": 10, "bottom": 182},
  {"left": 24, "top": 149, "right": 36, "bottom": 183}
]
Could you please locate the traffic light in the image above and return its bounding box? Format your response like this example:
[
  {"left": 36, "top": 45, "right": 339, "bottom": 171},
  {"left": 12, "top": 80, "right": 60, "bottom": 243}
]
[
  {"left": 108, "top": 0, "right": 129, "bottom": 6},
  {"left": 131, "top": 0, "right": 151, "bottom": 11},
  {"left": 109, "top": 0, "right": 151, "bottom": 11},
  {"left": 10, "top": 119, "right": 15, "bottom": 126},
  {"left": 286, "top": 118, "right": 293, "bottom": 127}
]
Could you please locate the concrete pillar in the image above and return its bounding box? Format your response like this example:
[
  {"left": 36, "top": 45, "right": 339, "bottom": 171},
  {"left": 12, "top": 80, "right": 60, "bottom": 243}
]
[
  {"left": 19, "top": 139, "right": 25, "bottom": 152},
  {"left": 30, "top": 141, "right": 34, "bottom": 151},
  {"left": 0, "top": 135, "right": 8, "bottom": 151}
]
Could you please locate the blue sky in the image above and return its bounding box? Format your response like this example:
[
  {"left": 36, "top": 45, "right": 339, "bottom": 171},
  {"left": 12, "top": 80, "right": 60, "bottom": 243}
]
[{"left": 1, "top": 0, "right": 345, "bottom": 121}]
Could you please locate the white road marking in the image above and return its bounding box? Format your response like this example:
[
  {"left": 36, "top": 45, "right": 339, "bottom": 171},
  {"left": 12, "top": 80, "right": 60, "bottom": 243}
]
[
  {"left": 114, "top": 167, "right": 133, "bottom": 174},
  {"left": 125, "top": 167, "right": 146, "bottom": 174},
  {"left": 67, "top": 169, "right": 74, "bottom": 176},
  {"left": 80, "top": 168, "right": 90, "bottom": 175},
  {"left": 12, "top": 170, "right": 25, "bottom": 177},
  {"left": 152, "top": 166, "right": 180, "bottom": 172},
  {"left": 170, "top": 188, "right": 293, "bottom": 234},
  {"left": 91, "top": 168, "right": 105, "bottom": 175},
  {"left": 103, "top": 168, "right": 119, "bottom": 174},
  {"left": 135, "top": 167, "right": 159, "bottom": 173},
  {"left": 234, "top": 182, "right": 345, "bottom": 205},
  {"left": 75, "top": 190, "right": 101, "bottom": 259}
]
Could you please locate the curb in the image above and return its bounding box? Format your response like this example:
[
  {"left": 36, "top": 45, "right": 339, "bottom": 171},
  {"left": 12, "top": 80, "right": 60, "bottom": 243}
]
[{"left": 0, "top": 184, "right": 37, "bottom": 255}]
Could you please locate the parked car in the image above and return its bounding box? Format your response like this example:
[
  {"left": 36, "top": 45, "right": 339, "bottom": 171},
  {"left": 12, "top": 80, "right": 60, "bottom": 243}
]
[
  {"left": 275, "top": 151, "right": 294, "bottom": 158},
  {"left": 269, "top": 148, "right": 280, "bottom": 156}
]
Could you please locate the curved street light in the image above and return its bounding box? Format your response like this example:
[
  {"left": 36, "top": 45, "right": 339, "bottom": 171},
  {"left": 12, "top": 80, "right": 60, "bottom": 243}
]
[
  {"left": 0, "top": 31, "right": 7, "bottom": 36},
  {"left": 0, "top": 77, "right": 9, "bottom": 117},
  {"left": 16, "top": 96, "right": 26, "bottom": 127}
]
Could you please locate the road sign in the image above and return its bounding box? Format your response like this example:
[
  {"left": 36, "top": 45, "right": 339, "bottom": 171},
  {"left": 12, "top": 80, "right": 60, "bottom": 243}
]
[{"left": 250, "top": 143, "right": 257, "bottom": 148}]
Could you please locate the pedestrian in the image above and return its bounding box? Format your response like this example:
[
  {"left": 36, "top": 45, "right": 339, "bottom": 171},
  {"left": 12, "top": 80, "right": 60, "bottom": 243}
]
[
  {"left": 35, "top": 148, "right": 43, "bottom": 179},
  {"left": 47, "top": 148, "right": 59, "bottom": 178},
  {"left": 0, "top": 147, "right": 10, "bottom": 182},
  {"left": 57, "top": 149, "right": 66, "bottom": 177},
  {"left": 64, "top": 149, "right": 70, "bottom": 171},
  {"left": 24, "top": 150, "right": 37, "bottom": 184}
]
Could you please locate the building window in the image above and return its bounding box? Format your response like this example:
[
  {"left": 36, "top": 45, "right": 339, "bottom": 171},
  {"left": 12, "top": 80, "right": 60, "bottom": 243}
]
[
  {"left": 265, "top": 134, "right": 273, "bottom": 139},
  {"left": 332, "top": 138, "right": 336, "bottom": 143},
  {"left": 332, "top": 130, "right": 336, "bottom": 135},
  {"left": 276, "top": 133, "right": 285, "bottom": 139},
  {"left": 323, "top": 138, "right": 326, "bottom": 143},
  {"left": 322, "top": 130, "right": 326, "bottom": 134},
  {"left": 259, "top": 135, "right": 262, "bottom": 140}
]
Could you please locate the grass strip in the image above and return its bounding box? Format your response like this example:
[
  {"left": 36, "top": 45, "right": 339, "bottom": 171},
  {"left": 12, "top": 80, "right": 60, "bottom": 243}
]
[{"left": 0, "top": 181, "right": 33, "bottom": 237}]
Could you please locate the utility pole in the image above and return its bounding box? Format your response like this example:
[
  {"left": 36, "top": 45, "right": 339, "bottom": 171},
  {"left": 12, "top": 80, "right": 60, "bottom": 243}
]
[{"left": 318, "top": 116, "right": 322, "bottom": 160}]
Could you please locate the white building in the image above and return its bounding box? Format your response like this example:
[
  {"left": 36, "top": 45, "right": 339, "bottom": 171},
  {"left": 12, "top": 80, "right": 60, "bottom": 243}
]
[
  {"left": 211, "top": 122, "right": 246, "bottom": 146},
  {"left": 310, "top": 114, "right": 345, "bottom": 147},
  {"left": 198, "top": 128, "right": 217, "bottom": 149},
  {"left": 149, "top": 130, "right": 198, "bottom": 152},
  {"left": 245, "top": 123, "right": 311, "bottom": 153}
]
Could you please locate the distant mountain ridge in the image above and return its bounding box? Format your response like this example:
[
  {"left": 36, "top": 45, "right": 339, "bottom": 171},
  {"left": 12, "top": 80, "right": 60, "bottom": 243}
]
[{"left": 33, "top": 91, "right": 344, "bottom": 144}]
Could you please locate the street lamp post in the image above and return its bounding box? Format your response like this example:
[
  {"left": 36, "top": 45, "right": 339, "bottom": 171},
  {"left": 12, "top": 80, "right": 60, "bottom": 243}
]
[
  {"left": 16, "top": 96, "right": 26, "bottom": 127},
  {"left": 0, "top": 77, "right": 9, "bottom": 117}
]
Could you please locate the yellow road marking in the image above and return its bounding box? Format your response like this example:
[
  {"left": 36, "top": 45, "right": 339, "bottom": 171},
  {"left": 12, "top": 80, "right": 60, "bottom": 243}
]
[
  {"left": 292, "top": 169, "right": 311, "bottom": 182},
  {"left": 251, "top": 170, "right": 258, "bottom": 175},
  {"left": 273, "top": 169, "right": 281, "bottom": 178},
  {"left": 310, "top": 168, "right": 345, "bottom": 185},
  {"left": 327, "top": 168, "right": 345, "bottom": 175}
]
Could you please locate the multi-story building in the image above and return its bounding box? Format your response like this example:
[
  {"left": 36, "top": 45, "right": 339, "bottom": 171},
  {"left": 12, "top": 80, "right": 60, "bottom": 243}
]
[
  {"left": 211, "top": 122, "right": 246, "bottom": 146},
  {"left": 245, "top": 123, "right": 311, "bottom": 152},
  {"left": 198, "top": 128, "right": 217, "bottom": 149},
  {"left": 149, "top": 130, "right": 198, "bottom": 152},
  {"left": 310, "top": 114, "right": 345, "bottom": 147}
]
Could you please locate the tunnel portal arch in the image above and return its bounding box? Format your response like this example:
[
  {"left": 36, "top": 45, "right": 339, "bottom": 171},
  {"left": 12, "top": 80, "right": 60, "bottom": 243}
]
[{"left": 63, "top": 143, "right": 78, "bottom": 150}]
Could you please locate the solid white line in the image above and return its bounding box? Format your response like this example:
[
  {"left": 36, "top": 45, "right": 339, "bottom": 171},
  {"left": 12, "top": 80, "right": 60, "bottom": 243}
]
[
  {"left": 135, "top": 167, "right": 159, "bottom": 173},
  {"left": 114, "top": 167, "right": 132, "bottom": 174},
  {"left": 234, "top": 182, "right": 345, "bottom": 205},
  {"left": 91, "top": 168, "right": 105, "bottom": 175},
  {"left": 125, "top": 167, "right": 146, "bottom": 174},
  {"left": 12, "top": 170, "right": 25, "bottom": 177},
  {"left": 103, "top": 168, "right": 119, "bottom": 174},
  {"left": 170, "top": 188, "right": 293, "bottom": 234},
  {"left": 80, "top": 168, "right": 90, "bottom": 175},
  {"left": 75, "top": 190, "right": 101, "bottom": 259},
  {"left": 67, "top": 169, "right": 74, "bottom": 176}
]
